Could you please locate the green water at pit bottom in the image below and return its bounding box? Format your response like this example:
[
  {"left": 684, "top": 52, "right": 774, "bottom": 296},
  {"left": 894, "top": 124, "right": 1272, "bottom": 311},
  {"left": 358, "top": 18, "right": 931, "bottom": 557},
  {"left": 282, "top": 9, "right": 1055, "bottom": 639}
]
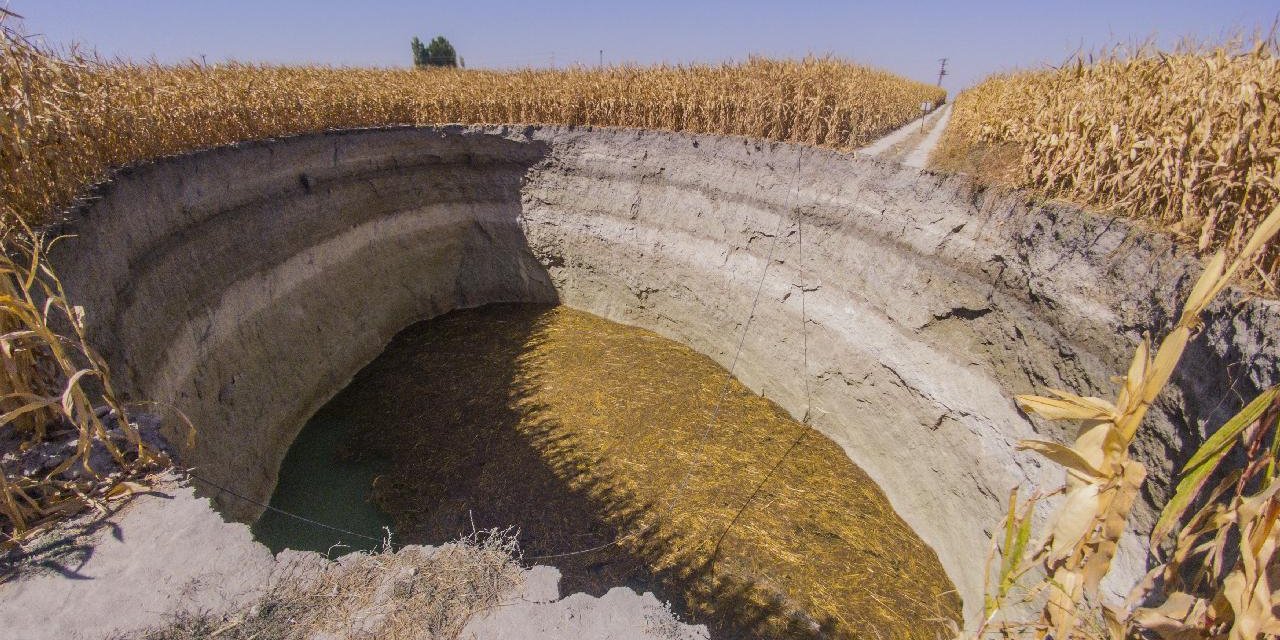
[{"left": 250, "top": 413, "right": 393, "bottom": 556}]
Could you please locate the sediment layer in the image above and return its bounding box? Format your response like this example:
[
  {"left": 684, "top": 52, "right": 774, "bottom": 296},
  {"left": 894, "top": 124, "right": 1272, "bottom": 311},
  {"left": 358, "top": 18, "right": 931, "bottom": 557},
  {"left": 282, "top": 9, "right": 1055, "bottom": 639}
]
[{"left": 47, "top": 124, "right": 1280, "bottom": 623}]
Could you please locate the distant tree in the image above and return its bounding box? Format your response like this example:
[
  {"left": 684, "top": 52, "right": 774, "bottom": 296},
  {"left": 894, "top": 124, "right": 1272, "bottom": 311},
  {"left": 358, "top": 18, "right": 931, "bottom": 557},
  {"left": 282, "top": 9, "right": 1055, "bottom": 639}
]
[
  {"left": 411, "top": 35, "right": 458, "bottom": 68},
  {"left": 426, "top": 36, "right": 457, "bottom": 67},
  {"left": 410, "top": 37, "right": 429, "bottom": 68}
]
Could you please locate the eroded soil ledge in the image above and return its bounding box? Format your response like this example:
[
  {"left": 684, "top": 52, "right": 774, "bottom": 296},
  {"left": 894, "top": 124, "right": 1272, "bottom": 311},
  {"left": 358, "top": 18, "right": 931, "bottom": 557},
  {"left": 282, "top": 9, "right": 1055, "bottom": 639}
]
[{"left": 29, "top": 124, "right": 1280, "bottom": 629}]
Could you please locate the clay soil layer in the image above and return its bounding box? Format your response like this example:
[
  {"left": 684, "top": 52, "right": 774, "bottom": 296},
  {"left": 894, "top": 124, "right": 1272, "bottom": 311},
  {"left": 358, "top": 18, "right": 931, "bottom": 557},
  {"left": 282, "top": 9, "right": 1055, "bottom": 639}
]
[{"left": 323, "top": 303, "right": 960, "bottom": 639}]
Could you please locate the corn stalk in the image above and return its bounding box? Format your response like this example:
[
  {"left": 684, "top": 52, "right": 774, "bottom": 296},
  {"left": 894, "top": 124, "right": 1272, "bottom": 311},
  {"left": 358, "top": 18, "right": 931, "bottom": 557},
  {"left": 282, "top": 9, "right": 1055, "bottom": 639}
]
[
  {"left": 971, "top": 204, "right": 1280, "bottom": 638},
  {"left": 935, "top": 39, "right": 1280, "bottom": 292},
  {"left": 1131, "top": 386, "right": 1280, "bottom": 638},
  {"left": 0, "top": 222, "right": 163, "bottom": 546}
]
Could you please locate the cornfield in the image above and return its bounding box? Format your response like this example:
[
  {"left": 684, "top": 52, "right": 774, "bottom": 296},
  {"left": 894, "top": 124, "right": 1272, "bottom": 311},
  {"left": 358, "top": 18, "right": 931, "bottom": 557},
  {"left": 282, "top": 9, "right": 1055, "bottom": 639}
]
[
  {"left": 933, "top": 39, "right": 1280, "bottom": 291},
  {"left": 0, "top": 23, "right": 943, "bottom": 229}
]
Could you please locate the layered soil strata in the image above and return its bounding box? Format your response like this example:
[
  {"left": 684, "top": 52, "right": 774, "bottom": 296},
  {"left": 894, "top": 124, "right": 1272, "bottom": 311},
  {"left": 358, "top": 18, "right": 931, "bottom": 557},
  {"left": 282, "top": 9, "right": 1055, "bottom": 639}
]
[{"left": 42, "top": 125, "right": 1280, "bottom": 624}]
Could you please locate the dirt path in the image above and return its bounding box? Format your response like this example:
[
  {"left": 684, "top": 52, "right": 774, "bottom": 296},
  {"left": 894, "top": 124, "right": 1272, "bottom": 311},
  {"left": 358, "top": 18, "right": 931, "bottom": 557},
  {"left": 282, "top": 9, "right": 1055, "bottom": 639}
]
[
  {"left": 903, "top": 103, "right": 952, "bottom": 167},
  {"left": 859, "top": 104, "right": 951, "bottom": 166}
]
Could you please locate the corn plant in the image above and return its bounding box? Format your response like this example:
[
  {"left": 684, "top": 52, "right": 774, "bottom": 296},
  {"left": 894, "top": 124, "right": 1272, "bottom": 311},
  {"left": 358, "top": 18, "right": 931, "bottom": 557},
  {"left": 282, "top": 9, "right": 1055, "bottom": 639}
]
[
  {"left": 0, "top": 223, "right": 169, "bottom": 546},
  {"left": 971, "top": 205, "right": 1280, "bottom": 638},
  {"left": 1131, "top": 385, "right": 1280, "bottom": 638}
]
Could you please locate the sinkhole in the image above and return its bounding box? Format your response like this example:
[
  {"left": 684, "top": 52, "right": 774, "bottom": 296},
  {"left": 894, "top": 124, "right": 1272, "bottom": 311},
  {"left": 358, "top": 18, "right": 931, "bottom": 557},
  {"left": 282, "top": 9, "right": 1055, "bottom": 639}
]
[
  {"left": 47, "top": 124, "right": 1266, "bottom": 638},
  {"left": 255, "top": 303, "right": 960, "bottom": 638}
]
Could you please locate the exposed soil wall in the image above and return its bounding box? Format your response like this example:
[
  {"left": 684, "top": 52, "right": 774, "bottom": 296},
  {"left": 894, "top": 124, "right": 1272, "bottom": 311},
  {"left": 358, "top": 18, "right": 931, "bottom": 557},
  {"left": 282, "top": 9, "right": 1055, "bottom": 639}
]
[{"left": 45, "top": 125, "right": 1280, "bottom": 624}]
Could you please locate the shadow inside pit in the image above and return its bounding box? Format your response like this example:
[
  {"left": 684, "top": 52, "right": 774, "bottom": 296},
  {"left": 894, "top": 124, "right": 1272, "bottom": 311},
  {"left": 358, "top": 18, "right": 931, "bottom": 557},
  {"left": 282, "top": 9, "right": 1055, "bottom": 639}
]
[{"left": 294, "top": 303, "right": 840, "bottom": 639}]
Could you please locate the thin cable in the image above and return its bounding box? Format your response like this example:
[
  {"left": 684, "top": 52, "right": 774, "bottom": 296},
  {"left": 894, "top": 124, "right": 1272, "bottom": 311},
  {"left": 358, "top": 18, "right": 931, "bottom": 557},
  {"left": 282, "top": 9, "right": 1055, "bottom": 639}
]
[
  {"left": 187, "top": 472, "right": 383, "bottom": 544},
  {"left": 710, "top": 147, "right": 815, "bottom": 560}
]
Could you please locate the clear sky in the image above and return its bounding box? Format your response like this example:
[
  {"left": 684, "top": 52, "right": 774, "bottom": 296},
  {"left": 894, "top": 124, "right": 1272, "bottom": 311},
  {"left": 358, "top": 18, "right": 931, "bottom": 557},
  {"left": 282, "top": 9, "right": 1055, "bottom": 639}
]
[{"left": 10, "top": 1, "right": 1278, "bottom": 89}]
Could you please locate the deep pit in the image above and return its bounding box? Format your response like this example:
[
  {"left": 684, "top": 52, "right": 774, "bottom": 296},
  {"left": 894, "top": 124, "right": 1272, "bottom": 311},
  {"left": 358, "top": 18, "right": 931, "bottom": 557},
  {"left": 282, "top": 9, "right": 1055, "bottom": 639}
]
[
  {"left": 262, "top": 303, "right": 960, "bottom": 637},
  {"left": 41, "top": 125, "right": 1280, "bottom": 631}
]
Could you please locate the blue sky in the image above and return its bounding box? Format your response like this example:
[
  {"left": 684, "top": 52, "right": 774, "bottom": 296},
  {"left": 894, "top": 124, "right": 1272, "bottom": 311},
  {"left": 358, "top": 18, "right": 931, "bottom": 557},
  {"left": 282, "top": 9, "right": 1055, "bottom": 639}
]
[{"left": 10, "top": 1, "right": 1278, "bottom": 88}]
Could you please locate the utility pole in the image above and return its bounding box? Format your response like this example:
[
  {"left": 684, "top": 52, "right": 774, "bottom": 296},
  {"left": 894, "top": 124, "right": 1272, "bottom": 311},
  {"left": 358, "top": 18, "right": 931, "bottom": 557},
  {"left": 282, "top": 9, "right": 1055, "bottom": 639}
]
[
  {"left": 936, "top": 58, "right": 949, "bottom": 87},
  {"left": 599, "top": 49, "right": 604, "bottom": 67}
]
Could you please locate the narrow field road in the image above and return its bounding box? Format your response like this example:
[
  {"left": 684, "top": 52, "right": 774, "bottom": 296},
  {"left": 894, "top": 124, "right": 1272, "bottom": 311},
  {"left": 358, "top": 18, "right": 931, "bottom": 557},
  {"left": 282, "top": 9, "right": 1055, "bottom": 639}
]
[
  {"left": 902, "top": 103, "right": 951, "bottom": 168},
  {"left": 859, "top": 103, "right": 952, "bottom": 168}
]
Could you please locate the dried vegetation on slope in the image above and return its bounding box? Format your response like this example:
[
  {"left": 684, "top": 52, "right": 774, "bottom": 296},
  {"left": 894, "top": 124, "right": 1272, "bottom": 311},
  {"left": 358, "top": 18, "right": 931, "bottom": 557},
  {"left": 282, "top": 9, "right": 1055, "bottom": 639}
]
[{"left": 934, "top": 39, "right": 1280, "bottom": 291}]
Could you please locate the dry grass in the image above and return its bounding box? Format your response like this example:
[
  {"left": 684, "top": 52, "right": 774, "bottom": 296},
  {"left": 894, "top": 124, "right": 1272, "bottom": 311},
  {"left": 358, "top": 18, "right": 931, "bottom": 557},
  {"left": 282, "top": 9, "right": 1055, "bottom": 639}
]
[
  {"left": 933, "top": 38, "right": 1280, "bottom": 291},
  {"left": 0, "top": 21, "right": 943, "bottom": 230},
  {"left": 327, "top": 304, "right": 961, "bottom": 639},
  {"left": 121, "top": 532, "right": 523, "bottom": 640}
]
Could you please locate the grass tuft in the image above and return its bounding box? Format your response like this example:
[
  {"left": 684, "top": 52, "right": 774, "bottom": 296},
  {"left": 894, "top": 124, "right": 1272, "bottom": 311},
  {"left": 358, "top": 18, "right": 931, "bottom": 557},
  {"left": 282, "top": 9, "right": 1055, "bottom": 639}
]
[{"left": 118, "top": 530, "right": 523, "bottom": 640}]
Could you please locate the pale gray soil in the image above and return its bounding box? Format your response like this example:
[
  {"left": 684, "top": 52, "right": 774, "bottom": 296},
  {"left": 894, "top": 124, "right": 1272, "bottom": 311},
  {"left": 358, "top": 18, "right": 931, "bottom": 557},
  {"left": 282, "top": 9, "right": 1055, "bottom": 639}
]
[
  {"left": 0, "top": 473, "right": 706, "bottom": 640},
  {"left": 1, "top": 474, "right": 274, "bottom": 639},
  {"left": 904, "top": 103, "right": 952, "bottom": 167},
  {"left": 464, "top": 567, "right": 709, "bottom": 640}
]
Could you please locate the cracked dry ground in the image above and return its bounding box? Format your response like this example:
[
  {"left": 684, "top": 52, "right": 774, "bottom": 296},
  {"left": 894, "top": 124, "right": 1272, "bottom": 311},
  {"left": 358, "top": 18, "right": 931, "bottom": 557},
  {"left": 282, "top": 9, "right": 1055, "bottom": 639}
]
[{"left": 323, "top": 304, "right": 961, "bottom": 640}]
